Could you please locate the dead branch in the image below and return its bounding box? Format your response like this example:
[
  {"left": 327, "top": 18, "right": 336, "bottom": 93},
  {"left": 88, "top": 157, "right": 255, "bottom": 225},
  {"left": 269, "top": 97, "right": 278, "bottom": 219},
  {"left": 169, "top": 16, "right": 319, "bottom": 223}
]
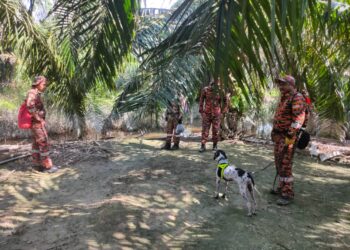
[
  {"left": 0, "top": 154, "right": 31, "bottom": 166},
  {"left": 0, "top": 170, "right": 16, "bottom": 182}
]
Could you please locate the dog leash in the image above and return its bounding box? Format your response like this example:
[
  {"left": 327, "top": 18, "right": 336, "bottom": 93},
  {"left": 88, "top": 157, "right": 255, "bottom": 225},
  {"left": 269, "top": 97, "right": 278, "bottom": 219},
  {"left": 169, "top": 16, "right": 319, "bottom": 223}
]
[{"left": 251, "top": 161, "right": 274, "bottom": 175}]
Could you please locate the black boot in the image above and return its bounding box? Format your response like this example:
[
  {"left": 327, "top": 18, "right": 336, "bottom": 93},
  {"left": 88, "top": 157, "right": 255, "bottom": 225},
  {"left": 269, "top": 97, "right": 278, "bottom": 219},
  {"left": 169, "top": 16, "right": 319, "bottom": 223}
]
[
  {"left": 212, "top": 142, "right": 218, "bottom": 151},
  {"left": 171, "top": 143, "right": 179, "bottom": 150},
  {"left": 161, "top": 142, "right": 171, "bottom": 150},
  {"left": 199, "top": 143, "right": 206, "bottom": 153}
]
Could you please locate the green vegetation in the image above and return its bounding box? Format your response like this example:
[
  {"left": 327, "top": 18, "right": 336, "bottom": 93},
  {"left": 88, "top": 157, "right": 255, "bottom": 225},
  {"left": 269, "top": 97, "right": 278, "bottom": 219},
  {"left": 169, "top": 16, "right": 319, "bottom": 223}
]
[{"left": 0, "top": 0, "right": 349, "bottom": 138}]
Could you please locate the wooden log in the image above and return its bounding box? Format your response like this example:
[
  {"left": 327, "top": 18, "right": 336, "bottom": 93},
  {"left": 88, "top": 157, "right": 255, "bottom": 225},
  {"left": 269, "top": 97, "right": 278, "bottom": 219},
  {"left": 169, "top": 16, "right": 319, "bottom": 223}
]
[{"left": 0, "top": 154, "right": 31, "bottom": 165}]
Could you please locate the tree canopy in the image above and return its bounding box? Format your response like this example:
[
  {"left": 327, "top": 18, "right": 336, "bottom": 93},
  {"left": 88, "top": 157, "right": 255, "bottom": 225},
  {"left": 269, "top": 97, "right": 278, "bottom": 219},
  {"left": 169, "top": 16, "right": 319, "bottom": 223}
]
[{"left": 1, "top": 0, "right": 349, "bottom": 132}]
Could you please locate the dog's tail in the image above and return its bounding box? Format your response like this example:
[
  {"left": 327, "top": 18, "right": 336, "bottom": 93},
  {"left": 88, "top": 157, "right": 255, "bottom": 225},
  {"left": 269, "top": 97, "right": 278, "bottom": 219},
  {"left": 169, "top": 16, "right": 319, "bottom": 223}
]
[
  {"left": 248, "top": 172, "right": 261, "bottom": 195},
  {"left": 247, "top": 172, "right": 255, "bottom": 186}
]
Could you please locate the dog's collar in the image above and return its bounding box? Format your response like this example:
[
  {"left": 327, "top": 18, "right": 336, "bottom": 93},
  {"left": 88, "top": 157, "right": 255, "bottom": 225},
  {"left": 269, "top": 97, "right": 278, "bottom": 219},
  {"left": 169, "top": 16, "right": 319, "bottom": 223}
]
[{"left": 218, "top": 159, "right": 228, "bottom": 165}]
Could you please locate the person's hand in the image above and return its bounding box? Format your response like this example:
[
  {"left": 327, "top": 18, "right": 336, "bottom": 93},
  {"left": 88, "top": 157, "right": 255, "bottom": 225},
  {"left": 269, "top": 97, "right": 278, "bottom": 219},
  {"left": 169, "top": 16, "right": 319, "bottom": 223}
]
[
  {"left": 271, "top": 131, "right": 276, "bottom": 142},
  {"left": 41, "top": 120, "right": 46, "bottom": 128},
  {"left": 285, "top": 137, "right": 295, "bottom": 145}
]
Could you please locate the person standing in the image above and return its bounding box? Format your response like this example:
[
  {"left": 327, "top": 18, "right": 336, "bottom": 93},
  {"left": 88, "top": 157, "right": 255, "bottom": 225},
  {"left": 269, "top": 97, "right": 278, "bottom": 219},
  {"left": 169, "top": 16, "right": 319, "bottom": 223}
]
[
  {"left": 27, "top": 76, "right": 58, "bottom": 173},
  {"left": 199, "top": 78, "right": 228, "bottom": 152},
  {"left": 161, "top": 98, "right": 183, "bottom": 150},
  {"left": 271, "top": 75, "right": 308, "bottom": 205}
]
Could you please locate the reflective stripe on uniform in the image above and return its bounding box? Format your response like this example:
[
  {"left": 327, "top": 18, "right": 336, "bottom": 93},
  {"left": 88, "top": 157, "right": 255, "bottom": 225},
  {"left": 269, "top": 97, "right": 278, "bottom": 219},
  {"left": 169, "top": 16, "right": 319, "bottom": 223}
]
[
  {"left": 278, "top": 176, "right": 294, "bottom": 183},
  {"left": 40, "top": 151, "right": 50, "bottom": 157},
  {"left": 291, "top": 122, "right": 302, "bottom": 129}
]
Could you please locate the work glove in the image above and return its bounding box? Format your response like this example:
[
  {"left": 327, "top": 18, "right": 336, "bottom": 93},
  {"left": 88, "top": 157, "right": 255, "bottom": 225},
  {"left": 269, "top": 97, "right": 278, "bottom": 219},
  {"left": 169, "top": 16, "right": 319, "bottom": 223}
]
[{"left": 285, "top": 137, "right": 295, "bottom": 145}]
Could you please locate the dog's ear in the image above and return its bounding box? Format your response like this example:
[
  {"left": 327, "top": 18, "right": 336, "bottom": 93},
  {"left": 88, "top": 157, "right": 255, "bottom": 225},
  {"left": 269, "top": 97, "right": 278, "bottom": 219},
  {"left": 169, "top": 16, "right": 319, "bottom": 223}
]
[
  {"left": 213, "top": 151, "right": 218, "bottom": 160},
  {"left": 221, "top": 151, "right": 227, "bottom": 159}
]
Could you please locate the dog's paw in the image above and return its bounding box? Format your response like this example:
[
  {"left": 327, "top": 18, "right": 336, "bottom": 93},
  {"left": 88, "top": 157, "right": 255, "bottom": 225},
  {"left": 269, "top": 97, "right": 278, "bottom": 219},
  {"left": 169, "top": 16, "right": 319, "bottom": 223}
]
[
  {"left": 221, "top": 194, "right": 226, "bottom": 199},
  {"left": 214, "top": 194, "right": 219, "bottom": 199},
  {"left": 253, "top": 212, "right": 257, "bottom": 216},
  {"left": 247, "top": 213, "right": 253, "bottom": 217}
]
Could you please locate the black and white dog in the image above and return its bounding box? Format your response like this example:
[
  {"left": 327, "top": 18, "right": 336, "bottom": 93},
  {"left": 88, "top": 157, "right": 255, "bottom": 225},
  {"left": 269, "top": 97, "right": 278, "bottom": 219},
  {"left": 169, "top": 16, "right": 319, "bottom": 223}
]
[{"left": 213, "top": 150, "right": 257, "bottom": 216}]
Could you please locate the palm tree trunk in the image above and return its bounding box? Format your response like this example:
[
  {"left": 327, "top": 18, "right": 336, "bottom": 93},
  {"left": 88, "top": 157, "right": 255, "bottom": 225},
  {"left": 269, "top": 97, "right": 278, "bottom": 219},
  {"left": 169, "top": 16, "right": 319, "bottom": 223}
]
[
  {"left": 73, "top": 114, "right": 87, "bottom": 139},
  {"left": 28, "top": 0, "right": 35, "bottom": 16}
]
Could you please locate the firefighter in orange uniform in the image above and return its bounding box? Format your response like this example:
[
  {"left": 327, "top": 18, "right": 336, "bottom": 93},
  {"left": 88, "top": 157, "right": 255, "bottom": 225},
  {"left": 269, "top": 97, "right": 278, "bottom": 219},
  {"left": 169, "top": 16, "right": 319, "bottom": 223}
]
[
  {"left": 199, "top": 78, "right": 228, "bottom": 152},
  {"left": 162, "top": 99, "right": 183, "bottom": 150},
  {"left": 271, "top": 75, "right": 308, "bottom": 205},
  {"left": 27, "top": 76, "right": 58, "bottom": 173}
]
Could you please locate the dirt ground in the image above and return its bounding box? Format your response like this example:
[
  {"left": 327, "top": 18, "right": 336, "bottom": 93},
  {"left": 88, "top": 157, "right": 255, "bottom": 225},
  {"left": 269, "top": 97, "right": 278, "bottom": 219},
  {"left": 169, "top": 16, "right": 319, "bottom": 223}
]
[{"left": 0, "top": 136, "right": 349, "bottom": 250}]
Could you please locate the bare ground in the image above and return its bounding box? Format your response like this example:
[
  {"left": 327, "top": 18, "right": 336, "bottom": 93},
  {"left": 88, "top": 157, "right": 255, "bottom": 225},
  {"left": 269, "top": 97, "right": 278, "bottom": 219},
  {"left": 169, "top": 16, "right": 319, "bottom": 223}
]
[{"left": 0, "top": 137, "right": 349, "bottom": 250}]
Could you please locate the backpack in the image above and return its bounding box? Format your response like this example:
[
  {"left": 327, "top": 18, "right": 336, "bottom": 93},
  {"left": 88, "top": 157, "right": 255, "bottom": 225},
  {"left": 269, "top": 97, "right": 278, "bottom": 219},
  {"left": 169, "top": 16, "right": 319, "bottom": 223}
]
[
  {"left": 297, "top": 128, "right": 310, "bottom": 149},
  {"left": 18, "top": 101, "right": 32, "bottom": 129}
]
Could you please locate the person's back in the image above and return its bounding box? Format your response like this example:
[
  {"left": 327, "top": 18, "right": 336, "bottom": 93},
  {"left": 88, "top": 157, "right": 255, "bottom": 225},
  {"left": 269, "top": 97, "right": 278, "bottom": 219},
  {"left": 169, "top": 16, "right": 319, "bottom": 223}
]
[
  {"left": 199, "top": 85, "right": 224, "bottom": 115},
  {"left": 199, "top": 79, "right": 228, "bottom": 152}
]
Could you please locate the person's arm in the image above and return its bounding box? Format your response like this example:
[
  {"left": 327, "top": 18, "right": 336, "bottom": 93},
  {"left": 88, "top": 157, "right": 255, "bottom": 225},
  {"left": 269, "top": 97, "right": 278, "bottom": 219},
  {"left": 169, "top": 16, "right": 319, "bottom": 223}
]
[
  {"left": 165, "top": 108, "right": 169, "bottom": 121},
  {"left": 178, "top": 104, "right": 183, "bottom": 123},
  {"left": 199, "top": 88, "right": 206, "bottom": 113},
  {"left": 26, "top": 90, "right": 43, "bottom": 123},
  {"left": 286, "top": 93, "right": 306, "bottom": 143},
  {"left": 301, "top": 90, "right": 311, "bottom": 129},
  {"left": 222, "top": 93, "right": 230, "bottom": 114}
]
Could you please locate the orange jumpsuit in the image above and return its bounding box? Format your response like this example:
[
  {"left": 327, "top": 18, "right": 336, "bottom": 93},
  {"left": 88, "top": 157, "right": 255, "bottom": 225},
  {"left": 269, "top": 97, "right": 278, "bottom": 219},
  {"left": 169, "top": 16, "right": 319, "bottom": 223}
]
[
  {"left": 199, "top": 85, "right": 228, "bottom": 144},
  {"left": 165, "top": 102, "right": 182, "bottom": 146},
  {"left": 272, "top": 91, "right": 307, "bottom": 199},
  {"left": 26, "top": 88, "right": 53, "bottom": 169}
]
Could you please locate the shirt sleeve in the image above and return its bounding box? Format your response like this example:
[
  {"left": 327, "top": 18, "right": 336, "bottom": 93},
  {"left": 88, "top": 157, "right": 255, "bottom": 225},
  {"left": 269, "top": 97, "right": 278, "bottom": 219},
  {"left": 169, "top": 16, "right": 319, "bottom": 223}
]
[
  {"left": 222, "top": 93, "right": 230, "bottom": 113},
  {"left": 287, "top": 93, "right": 306, "bottom": 138},
  {"left": 178, "top": 104, "right": 182, "bottom": 118},
  {"left": 199, "top": 87, "right": 206, "bottom": 113},
  {"left": 26, "top": 90, "right": 42, "bottom": 123},
  {"left": 26, "top": 90, "right": 37, "bottom": 114}
]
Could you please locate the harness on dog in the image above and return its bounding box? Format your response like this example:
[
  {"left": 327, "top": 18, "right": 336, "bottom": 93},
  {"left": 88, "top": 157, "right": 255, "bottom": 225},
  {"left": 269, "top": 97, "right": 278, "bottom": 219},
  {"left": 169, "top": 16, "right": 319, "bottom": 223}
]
[{"left": 217, "top": 162, "right": 229, "bottom": 179}]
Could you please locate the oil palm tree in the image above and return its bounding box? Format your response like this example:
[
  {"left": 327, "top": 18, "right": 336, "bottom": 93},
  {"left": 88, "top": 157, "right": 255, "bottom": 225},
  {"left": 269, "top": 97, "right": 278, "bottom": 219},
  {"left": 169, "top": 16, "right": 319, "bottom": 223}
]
[
  {"left": 1, "top": 0, "right": 139, "bottom": 136},
  {"left": 142, "top": 0, "right": 350, "bottom": 128},
  {"left": 1, "top": 0, "right": 349, "bottom": 137}
]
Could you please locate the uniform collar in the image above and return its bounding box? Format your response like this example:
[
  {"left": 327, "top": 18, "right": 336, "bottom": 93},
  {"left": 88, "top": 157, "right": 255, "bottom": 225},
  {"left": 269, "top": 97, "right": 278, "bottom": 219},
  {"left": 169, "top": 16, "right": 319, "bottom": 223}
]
[{"left": 32, "top": 88, "right": 42, "bottom": 94}]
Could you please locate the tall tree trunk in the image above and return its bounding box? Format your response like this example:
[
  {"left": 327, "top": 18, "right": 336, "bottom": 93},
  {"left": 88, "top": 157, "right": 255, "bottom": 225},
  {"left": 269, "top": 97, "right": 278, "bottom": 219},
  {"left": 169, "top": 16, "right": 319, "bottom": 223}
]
[
  {"left": 28, "top": 0, "right": 35, "bottom": 16},
  {"left": 73, "top": 114, "right": 87, "bottom": 139}
]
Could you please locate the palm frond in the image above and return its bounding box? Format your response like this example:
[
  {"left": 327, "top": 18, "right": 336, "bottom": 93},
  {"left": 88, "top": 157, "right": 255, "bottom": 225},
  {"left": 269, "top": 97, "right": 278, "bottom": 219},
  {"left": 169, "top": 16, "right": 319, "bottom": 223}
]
[
  {"left": 45, "top": 0, "right": 139, "bottom": 124},
  {"left": 0, "top": 0, "right": 61, "bottom": 79},
  {"left": 144, "top": 0, "right": 350, "bottom": 125}
]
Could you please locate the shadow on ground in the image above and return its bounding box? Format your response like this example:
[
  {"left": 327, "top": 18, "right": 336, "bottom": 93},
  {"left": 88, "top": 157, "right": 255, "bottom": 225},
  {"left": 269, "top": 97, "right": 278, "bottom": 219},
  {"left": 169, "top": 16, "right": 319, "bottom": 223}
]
[{"left": 0, "top": 138, "right": 349, "bottom": 249}]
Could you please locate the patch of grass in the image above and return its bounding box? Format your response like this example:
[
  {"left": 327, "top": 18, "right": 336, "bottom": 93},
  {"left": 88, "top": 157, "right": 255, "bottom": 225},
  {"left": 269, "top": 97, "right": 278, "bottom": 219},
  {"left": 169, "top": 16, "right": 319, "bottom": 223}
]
[{"left": 0, "top": 99, "right": 17, "bottom": 111}]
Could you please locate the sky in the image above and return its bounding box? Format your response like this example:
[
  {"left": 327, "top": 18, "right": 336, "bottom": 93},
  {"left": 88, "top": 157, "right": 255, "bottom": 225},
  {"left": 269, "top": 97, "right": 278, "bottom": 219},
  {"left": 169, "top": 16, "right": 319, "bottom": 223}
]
[
  {"left": 141, "top": 0, "right": 177, "bottom": 9},
  {"left": 22, "top": 0, "right": 179, "bottom": 22}
]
